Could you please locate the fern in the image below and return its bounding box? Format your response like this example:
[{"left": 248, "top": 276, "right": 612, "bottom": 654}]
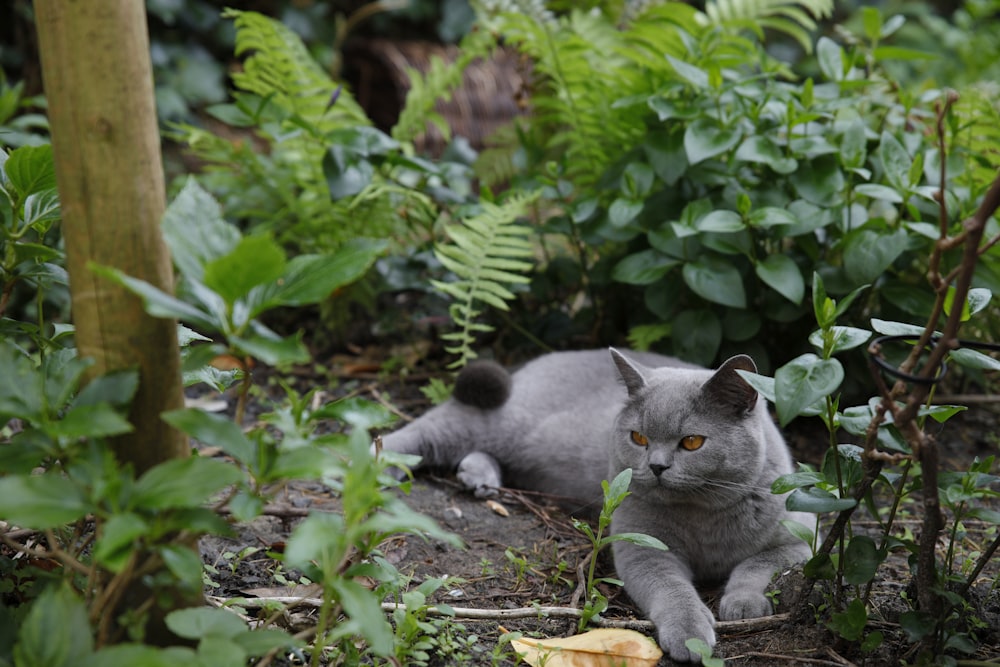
[
  {"left": 392, "top": 28, "right": 497, "bottom": 145},
  {"left": 701, "top": 0, "right": 834, "bottom": 53},
  {"left": 432, "top": 193, "right": 540, "bottom": 368},
  {"left": 950, "top": 85, "right": 1000, "bottom": 215}
]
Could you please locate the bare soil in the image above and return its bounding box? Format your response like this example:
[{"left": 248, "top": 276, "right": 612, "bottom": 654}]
[{"left": 198, "top": 363, "right": 1000, "bottom": 666}]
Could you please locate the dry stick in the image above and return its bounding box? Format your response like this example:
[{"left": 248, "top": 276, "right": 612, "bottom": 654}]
[{"left": 210, "top": 594, "right": 790, "bottom": 635}]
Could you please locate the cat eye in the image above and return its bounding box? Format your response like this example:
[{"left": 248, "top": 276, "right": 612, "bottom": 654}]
[
  {"left": 679, "top": 435, "right": 705, "bottom": 451},
  {"left": 630, "top": 431, "right": 649, "bottom": 447}
]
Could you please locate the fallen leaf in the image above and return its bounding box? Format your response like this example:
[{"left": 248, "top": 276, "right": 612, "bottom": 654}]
[
  {"left": 486, "top": 499, "right": 510, "bottom": 517},
  {"left": 503, "top": 627, "right": 663, "bottom": 667}
]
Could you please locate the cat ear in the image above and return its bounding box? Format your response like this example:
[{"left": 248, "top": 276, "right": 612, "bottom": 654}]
[
  {"left": 703, "top": 354, "right": 758, "bottom": 416},
  {"left": 610, "top": 347, "right": 648, "bottom": 396}
]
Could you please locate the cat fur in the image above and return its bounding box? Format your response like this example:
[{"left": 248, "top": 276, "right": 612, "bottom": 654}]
[{"left": 378, "top": 349, "right": 812, "bottom": 662}]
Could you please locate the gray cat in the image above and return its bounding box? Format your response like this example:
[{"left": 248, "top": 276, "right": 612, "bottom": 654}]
[{"left": 378, "top": 349, "right": 811, "bottom": 662}]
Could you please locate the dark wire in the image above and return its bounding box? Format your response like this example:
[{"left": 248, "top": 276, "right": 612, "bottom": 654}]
[{"left": 868, "top": 335, "right": 1000, "bottom": 385}]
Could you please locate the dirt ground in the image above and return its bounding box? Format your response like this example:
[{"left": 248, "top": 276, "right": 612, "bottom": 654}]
[{"left": 198, "top": 364, "right": 1000, "bottom": 666}]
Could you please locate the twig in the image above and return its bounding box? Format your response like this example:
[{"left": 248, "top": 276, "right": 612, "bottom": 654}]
[
  {"left": 736, "top": 651, "right": 856, "bottom": 666},
  {"left": 211, "top": 595, "right": 790, "bottom": 634}
]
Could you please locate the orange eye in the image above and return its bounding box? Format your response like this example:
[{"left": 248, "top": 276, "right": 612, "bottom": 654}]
[
  {"left": 680, "top": 435, "right": 705, "bottom": 451},
  {"left": 630, "top": 431, "right": 649, "bottom": 447}
]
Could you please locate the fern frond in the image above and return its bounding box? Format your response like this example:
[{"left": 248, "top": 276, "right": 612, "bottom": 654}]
[
  {"left": 393, "top": 29, "right": 497, "bottom": 144},
  {"left": 431, "top": 192, "right": 540, "bottom": 368},
  {"left": 951, "top": 85, "right": 1000, "bottom": 213},
  {"left": 701, "top": 0, "right": 834, "bottom": 53},
  {"left": 223, "top": 9, "right": 368, "bottom": 129}
]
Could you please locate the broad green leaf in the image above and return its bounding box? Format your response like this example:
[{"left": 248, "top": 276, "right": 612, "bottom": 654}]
[
  {"left": 4, "top": 144, "right": 56, "bottom": 198},
  {"left": 606, "top": 532, "right": 669, "bottom": 550},
  {"left": 193, "top": 637, "right": 246, "bottom": 667},
  {"left": 735, "top": 135, "right": 797, "bottom": 174},
  {"left": 80, "top": 645, "right": 194, "bottom": 667},
  {"left": 735, "top": 369, "right": 776, "bottom": 402},
  {"left": 611, "top": 249, "right": 678, "bottom": 285},
  {"left": 840, "top": 117, "right": 867, "bottom": 169},
  {"left": 684, "top": 118, "right": 742, "bottom": 165},
  {"left": 780, "top": 519, "right": 816, "bottom": 546},
  {"left": 51, "top": 403, "right": 133, "bottom": 438},
  {"left": 665, "top": 55, "right": 709, "bottom": 88},
  {"left": 0, "top": 474, "right": 90, "bottom": 529},
  {"left": 162, "top": 408, "right": 255, "bottom": 463},
  {"left": 869, "top": 318, "right": 929, "bottom": 336},
  {"left": 644, "top": 129, "right": 687, "bottom": 185},
  {"left": 332, "top": 578, "right": 394, "bottom": 656},
  {"left": 203, "top": 234, "right": 287, "bottom": 305},
  {"left": 229, "top": 331, "right": 310, "bottom": 366},
  {"left": 93, "top": 513, "right": 148, "bottom": 572},
  {"left": 756, "top": 254, "right": 804, "bottom": 304},
  {"left": 747, "top": 207, "right": 798, "bottom": 228},
  {"left": 879, "top": 131, "right": 912, "bottom": 191},
  {"left": 786, "top": 486, "right": 856, "bottom": 513},
  {"left": 285, "top": 512, "right": 347, "bottom": 570},
  {"left": 672, "top": 308, "right": 722, "bottom": 366},
  {"left": 132, "top": 456, "right": 242, "bottom": 510},
  {"left": 166, "top": 607, "right": 248, "bottom": 640},
  {"left": 842, "top": 229, "right": 908, "bottom": 285},
  {"left": 13, "top": 584, "right": 92, "bottom": 667},
  {"left": 159, "top": 543, "right": 209, "bottom": 590},
  {"left": 966, "top": 287, "right": 992, "bottom": 315},
  {"left": 771, "top": 471, "right": 826, "bottom": 494},
  {"left": 608, "top": 198, "right": 644, "bottom": 228},
  {"left": 949, "top": 348, "right": 1000, "bottom": 371},
  {"left": 816, "top": 37, "right": 844, "bottom": 81},
  {"left": 829, "top": 597, "right": 868, "bottom": 641},
  {"left": 808, "top": 326, "right": 871, "bottom": 354},
  {"left": 854, "top": 183, "right": 903, "bottom": 203},
  {"left": 621, "top": 162, "right": 655, "bottom": 198},
  {"left": 682, "top": 258, "right": 745, "bottom": 308},
  {"left": 843, "top": 536, "right": 881, "bottom": 585},
  {"left": 73, "top": 370, "right": 139, "bottom": 408},
  {"left": 315, "top": 396, "right": 395, "bottom": 430},
  {"left": 774, "top": 354, "right": 843, "bottom": 426},
  {"left": 22, "top": 188, "right": 61, "bottom": 229},
  {"left": 90, "top": 264, "right": 220, "bottom": 332},
  {"left": 161, "top": 177, "right": 241, "bottom": 283},
  {"left": 696, "top": 210, "right": 744, "bottom": 233}
]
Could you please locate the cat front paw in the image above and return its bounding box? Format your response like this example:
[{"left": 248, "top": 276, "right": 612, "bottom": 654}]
[
  {"left": 719, "top": 590, "right": 773, "bottom": 620},
  {"left": 655, "top": 604, "right": 716, "bottom": 663}
]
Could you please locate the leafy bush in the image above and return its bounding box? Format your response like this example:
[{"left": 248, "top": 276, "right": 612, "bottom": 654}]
[{"left": 479, "top": 1, "right": 1000, "bottom": 369}]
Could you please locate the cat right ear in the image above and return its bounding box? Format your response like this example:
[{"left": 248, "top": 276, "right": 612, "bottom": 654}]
[{"left": 610, "top": 348, "right": 647, "bottom": 396}]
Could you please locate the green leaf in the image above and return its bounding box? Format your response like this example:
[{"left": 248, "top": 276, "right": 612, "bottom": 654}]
[
  {"left": 774, "top": 354, "right": 843, "bottom": 426},
  {"left": 879, "top": 131, "right": 912, "bottom": 192},
  {"left": 787, "top": 486, "right": 857, "bottom": 513},
  {"left": 735, "top": 135, "right": 797, "bottom": 174},
  {"left": 756, "top": 255, "right": 804, "bottom": 304},
  {"left": 684, "top": 638, "right": 724, "bottom": 667},
  {"left": 682, "top": 258, "right": 745, "bottom": 308},
  {"left": 900, "top": 611, "right": 936, "bottom": 642},
  {"left": 747, "top": 207, "right": 798, "bottom": 228},
  {"left": 869, "top": 318, "right": 928, "bottom": 336},
  {"left": 697, "top": 210, "right": 744, "bottom": 233},
  {"left": 90, "top": 264, "right": 220, "bottom": 332},
  {"left": 203, "top": 234, "right": 287, "bottom": 305},
  {"left": 315, "top": 396, "right": 395, "bottom": 430},
  {"left": 161, "top": 177, "right": 241, "bottom": 283},
  {"left": 132, "top": 456, "right": 242, "bottom": 510},
  {"left": 842, "top": 229, "right": 908, "bottom": 285},
  {"left": 949, "top": 348, "right": 1000, "bottom": 371},
  {"left": 608, "top": 198, "right": 644, "bottom": 228},
  {"left": 605, "top": 532, "right": 669, "bottom": 550},
  {"left": 807, "top": 326, "right": 871, "bottom": 354},
  {"left": 611, "top": 250, "right": 678, "bottom": 285},
  {"left": 93, "top": 513, "right": 148, "bottom": 573},
  {"left": 672, "top": 308, "right": 722, "bottom": 366},
  {"left": 73, "top": 370, "right": 139, "bottom": 408},
  {"left": 665, "top": 55, "right": 709, "bottom": 88},
  {"left": 80, "top": 645, "right": 193, "bottom": 667},
  {"left": 51, "top": 403, "right": 134, "bottom": 438},
  {"left": 644, "top": 129, "right": 687, "bottom": 185},
  {"left": 162, "top": 408, "right": 255, "bottom": 463},
  {"left": 4, "top": 144, "right": 56, "bottom": 198},
  {"left": 843, "top": 535, "right": 881, "bottom": 585},
  {"left": 0, "top": 475, "right": 90, "bottom": 529},
  {"left": 166, "top": 607, "right": 249, "bottom": 640},
  {"left": 829, "top": 597, "right": 867, "bottom": 641},
  {"left": 780, "top": 519, "right": 816, "bottom": 546},
  {"left": 159, "top": 543, "right": 207, "bottom": 590},
  {"left": 22, "top": 188, "right": 61, "bottom": 229},
  {"left": 230, "top": 330, "right": 310, "bottom": 366},
  {"left": 840, "top": 117, "right": 867, "bottom": 169},
  {"left": 333, "top": 578, "right": 395, "bottom": 656},
  {"left": 816, "top": 37, "right": 844, "bottom": 81},
  {"left": 684, "top": 118, "right": 742, "bottom": 165},
  {"left": 246, "top": 239, "right": 385, "bottom": 317},
  {"left": 854, "top": 183, "right": 903, "bottom": 203},
  {"left": 13, "top": 584, "right": 92, "bottom": 667},
  {"left": 771, "top": 471, "right": 826, "bottom": 493}
]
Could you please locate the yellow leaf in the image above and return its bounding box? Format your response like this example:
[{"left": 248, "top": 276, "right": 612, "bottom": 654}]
[{"left": 504, "top": 627, "right": 663, "bottom": 667}]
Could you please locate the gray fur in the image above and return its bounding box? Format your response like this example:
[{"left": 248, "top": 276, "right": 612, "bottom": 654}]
[{"left": 379, "top": 348, "right": 811, "bottom": 662}]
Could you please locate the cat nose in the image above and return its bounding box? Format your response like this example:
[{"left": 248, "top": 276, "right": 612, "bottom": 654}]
[{"left": 649, "top": 462, "right": 669, "bottom": 477}]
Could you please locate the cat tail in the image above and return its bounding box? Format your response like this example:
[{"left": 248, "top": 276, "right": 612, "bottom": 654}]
[{"left": 452, "top": 360, "right": 512, "bottom": 409}]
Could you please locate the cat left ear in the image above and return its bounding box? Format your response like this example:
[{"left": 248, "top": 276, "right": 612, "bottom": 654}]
[
  {"left": 703, "top": 354, "right": 758, "bottom": 416},
  {"left": 610, "top": 347, "right": 648, "bottom": 396}
]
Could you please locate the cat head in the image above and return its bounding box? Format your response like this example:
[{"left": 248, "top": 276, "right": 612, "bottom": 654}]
[{"left": 608, "top": 348, "right": 771, "bottom": 503}]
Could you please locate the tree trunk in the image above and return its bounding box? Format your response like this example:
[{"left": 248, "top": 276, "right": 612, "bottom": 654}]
[
  {"left": 33, "top": 0, "right": 188, "bottom": 473},
  {"left": 33, "top": 0, "right": 198, "bottom": 643}
]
